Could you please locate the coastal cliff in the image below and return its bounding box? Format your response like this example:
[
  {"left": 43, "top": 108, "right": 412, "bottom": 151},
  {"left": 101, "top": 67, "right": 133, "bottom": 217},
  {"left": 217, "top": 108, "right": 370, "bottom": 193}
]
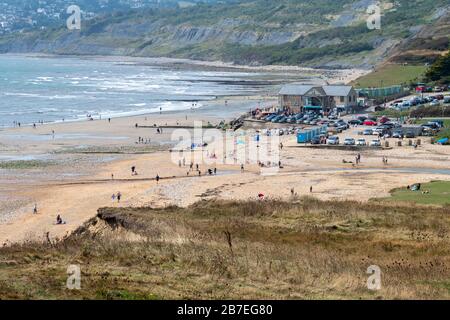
[{"left": 0, "top": 0, "right": 448, "bottom": 69}]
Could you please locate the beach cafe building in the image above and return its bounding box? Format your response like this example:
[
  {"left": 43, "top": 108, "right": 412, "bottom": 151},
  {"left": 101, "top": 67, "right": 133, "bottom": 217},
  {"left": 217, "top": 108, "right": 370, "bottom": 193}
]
[{"left": 278, "top": 83, "right": 358, "bottom": 114}]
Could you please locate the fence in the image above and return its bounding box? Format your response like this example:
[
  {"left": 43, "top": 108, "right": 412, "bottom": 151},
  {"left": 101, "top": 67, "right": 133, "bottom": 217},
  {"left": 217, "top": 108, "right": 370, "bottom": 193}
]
[{"left": 356, "top": 86, "right": 407, "bottom": 98}]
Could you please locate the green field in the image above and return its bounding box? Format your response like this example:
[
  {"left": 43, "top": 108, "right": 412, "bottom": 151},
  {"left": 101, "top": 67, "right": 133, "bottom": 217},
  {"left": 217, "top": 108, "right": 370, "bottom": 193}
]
[
  {"left": 383, "top": 181, "right": 450, "bottom": 205},
  {"left": 353, "top": 64, "right": 428, "bottom": 88}
]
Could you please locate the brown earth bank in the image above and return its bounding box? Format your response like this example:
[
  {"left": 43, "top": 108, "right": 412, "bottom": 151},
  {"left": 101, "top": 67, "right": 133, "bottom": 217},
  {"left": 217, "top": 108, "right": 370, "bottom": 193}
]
[{"left": 1, "top": 198, "right": 450, "bottom": 300}]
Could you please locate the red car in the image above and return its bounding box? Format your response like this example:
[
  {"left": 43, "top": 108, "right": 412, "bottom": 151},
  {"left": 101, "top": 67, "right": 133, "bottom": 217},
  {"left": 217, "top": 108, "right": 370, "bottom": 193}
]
[
  {"left": 363, "top": 120, "right": 377, "bottom": 126},
  {"left": 379, "top": 116, "right": 390, "bottom": 124}
]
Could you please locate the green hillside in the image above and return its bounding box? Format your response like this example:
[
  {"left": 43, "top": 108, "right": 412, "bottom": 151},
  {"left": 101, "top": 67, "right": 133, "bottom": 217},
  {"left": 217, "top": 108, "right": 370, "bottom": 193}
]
[{"left": 0, "top": 0, "right": 449, "bottom": 68}]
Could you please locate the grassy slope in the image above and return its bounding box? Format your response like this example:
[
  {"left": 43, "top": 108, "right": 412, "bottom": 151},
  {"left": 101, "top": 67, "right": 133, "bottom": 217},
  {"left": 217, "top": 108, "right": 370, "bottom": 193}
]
[
  {"left": 2, "top": 0, "right": 448, "bottom": 67},
  {"left": 1, "top": 198, "right": 450, "bottom": 299},
  {"left": 352, "top": 64, "right": 428, "bottom": 88},
  {"left": 383, "top": 181, "right": 450, "bottom": 205}
]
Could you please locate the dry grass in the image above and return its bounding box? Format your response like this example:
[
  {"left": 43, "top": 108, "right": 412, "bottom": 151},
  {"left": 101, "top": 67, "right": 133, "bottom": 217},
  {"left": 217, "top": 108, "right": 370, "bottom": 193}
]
[{"left": 1, "top": 198, "right": 450, "bottom": 300}]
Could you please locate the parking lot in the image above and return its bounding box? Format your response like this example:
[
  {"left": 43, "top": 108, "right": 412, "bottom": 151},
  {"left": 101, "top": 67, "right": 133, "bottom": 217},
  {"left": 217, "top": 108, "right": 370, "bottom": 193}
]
[{"left": 254, "top": 109, "right": 445, "bottom": 149}]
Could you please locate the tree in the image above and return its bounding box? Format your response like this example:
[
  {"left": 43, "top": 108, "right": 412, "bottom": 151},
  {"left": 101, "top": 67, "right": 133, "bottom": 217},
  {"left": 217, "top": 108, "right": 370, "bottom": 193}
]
[{"left": 425, "top": 50, "right": 450, "bottom": 84}]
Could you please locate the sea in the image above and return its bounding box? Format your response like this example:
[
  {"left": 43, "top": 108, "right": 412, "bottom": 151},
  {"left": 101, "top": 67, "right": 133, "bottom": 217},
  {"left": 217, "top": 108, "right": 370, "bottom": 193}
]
[{"left": 0, "top": 54, "right": 294, "bottom": 128}]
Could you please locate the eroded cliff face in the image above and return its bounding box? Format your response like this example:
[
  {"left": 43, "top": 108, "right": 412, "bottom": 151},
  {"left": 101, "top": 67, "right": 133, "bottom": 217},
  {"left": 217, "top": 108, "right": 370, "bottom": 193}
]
[{"left": 0, "top": 0, "right": 448, "bottom": 69}]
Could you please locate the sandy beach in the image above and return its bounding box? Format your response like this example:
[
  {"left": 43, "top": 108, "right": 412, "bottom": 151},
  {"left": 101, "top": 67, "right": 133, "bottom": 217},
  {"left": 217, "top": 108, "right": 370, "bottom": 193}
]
[
  {"left": 1, "top": 96, "right": 450, "bottom": 245},
  {"left": 0, "top": 56, "right": 446, "bottom": 245}
]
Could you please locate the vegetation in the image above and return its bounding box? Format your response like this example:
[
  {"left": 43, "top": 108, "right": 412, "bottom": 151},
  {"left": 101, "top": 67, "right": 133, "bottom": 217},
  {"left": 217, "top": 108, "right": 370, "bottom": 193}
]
[
  {"left": 0, "top": 160, "right": 54, "bottom": 169},
  {"left": 1, "top": 0, "right": 449, "bottom": 67},
  {"left": 425, "top": 50, "right": 450, "bottom": 84},
  {"left": 410, "top": 106, "right": 450, "bottom": 118},
  {"left": 171, "top": 38, "right": 374, "bottom": 66},
  {"left": 372, "top": 109, "right": 411, "bottom": 118},
  {"left": 2, "top": 198, "right": 450, "bottom": 299},
  {"left": 353, "top": 64, "right": 428, "bottom": 88},
  {"left": 382, "top": 181, "right": 450, "bottom": 206}
]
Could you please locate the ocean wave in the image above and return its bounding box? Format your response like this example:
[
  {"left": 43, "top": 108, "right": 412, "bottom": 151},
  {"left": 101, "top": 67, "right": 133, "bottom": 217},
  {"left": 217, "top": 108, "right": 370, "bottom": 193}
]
[{"left": 2, "top": 92, "right": 78, "bottom": 99}]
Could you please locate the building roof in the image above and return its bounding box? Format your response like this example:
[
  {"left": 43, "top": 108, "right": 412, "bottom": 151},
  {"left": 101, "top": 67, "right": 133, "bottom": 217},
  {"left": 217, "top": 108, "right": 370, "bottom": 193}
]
[
  {"left": 279, "top": 84, "right": 314, "bottom": 96},
  {"left": 323, "top": 85, "right": 353, "bottom": 96},
  {"left": 279, "top": 83, "right": 354, "bottom": 97}
]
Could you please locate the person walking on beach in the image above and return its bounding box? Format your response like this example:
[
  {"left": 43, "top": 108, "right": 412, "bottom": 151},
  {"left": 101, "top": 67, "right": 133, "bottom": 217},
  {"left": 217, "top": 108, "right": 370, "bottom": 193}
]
[
  {"left": 310, "top": 186, "right": 313, "bottom": 193},
  {"left": 214, "top": 168, "right": 217, "bottom": 175},
  {"left": 241, "top": 164, "right": 244, "bottom": 173},
  {"left": 117, "top": 192, "right": 122, "bottom": 203},
  {"left": 33, "top": 204, "right": 38, "bottom": 215},
  {"left": 156, "top": 174, "right": 160, "bottom": 184},
  {"left": 111, "top": 173, "right": 114, "bottom": 180},
  {"left": 111, "top": 194, "right": 116, "bottom": 201}
]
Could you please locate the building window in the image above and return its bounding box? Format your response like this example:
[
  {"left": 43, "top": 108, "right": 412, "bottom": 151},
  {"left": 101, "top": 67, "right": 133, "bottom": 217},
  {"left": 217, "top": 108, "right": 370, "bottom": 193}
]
[{"left": 340, "top": 96, "right": 345, "bottom": 103}]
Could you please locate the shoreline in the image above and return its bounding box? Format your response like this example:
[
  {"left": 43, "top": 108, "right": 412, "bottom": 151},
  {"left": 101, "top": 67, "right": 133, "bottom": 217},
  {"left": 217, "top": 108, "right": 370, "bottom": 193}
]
[
  {"left": 5, "top": 52, "right": 372, "bottom": 75},
  {"left": 0, "top": 53, "right": 369, "bottom": 129},
  {"left": 0, "top": 94, "right": 273, "bottom": 130}
]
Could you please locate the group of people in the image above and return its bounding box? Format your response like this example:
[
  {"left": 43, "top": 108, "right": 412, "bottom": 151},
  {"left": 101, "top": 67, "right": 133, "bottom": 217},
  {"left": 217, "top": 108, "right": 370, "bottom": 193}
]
[
  {"left": 136, "top": 136, "right": 151, "bottom": 144},
  {"left": 32, "top": 204, "right": 66, "bottom": 225},
  {"left": 111, "top": 192, "right": 122, "bottom": 203},
  {"left": 185, "top": 162, "right": 218, "bottom": 177}
]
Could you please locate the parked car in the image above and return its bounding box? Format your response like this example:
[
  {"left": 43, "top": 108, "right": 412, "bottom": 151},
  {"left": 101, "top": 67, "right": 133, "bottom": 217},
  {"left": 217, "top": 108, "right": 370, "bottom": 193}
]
[
  {"left": 357, "top": 116, "right": 368, "bottom": 122},
  {"left": 348, "top": 119, "right": 362, "bottom": 125},
  {"left": 370, "top": 139, "right": 382, "bottom": 147},
  {"left": 271, "top": 115, "right": 282, "bottom": 123},
  {"left": 356, "top": 138, "right": 367, "bottom": 146},
  {"left": 327, "top": 136, "right": 340, "bottom": 145},
  {"left": 344, "top": 138, "right": 356, "bottom": 146},
  {"left": 363, "top": 129, "right": 373, "bottom": 135},
  {"left": 392, "top": 131, "right": 404, "bottom": 139},
  {"left": 430, "top": 100, "right": 441, "bottom": 106},
  {"left": 363, "top": 120, "right": 377, "bottom": 126},
  {"left": 405, "top": 131, "right": 415, "bottom": 138},
  {"left": 379, "top": 116, "right": 390, "bottom": 124},
  {"left": 311, "top": 136, "right": 321, "bottom": 145},
  {"left": 374, "top": 127, "right": 386, "bottom": 134}
]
